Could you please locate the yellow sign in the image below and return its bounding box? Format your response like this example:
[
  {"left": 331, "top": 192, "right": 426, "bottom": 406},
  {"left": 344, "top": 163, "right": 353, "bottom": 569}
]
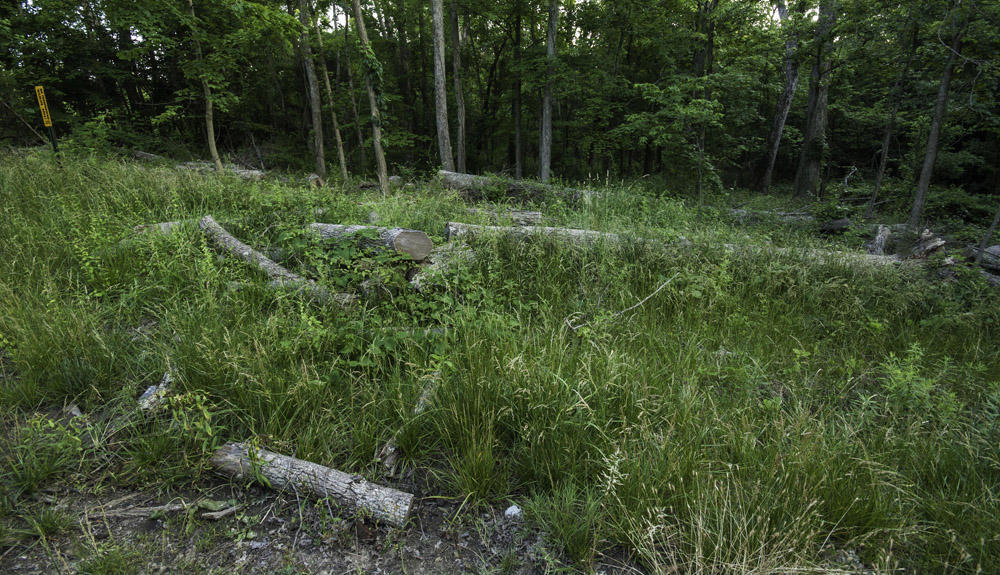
[{"left": 35, "top": 86, "right": 52, "bottom": 127}]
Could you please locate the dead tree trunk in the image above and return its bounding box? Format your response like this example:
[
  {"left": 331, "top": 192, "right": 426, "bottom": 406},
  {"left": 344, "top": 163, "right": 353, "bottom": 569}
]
[
  {"left": 351, "top": 0, "right": 390, "bottom": 195},
  {"left": 758, "top": 0, "right": 801, "bottom": 192},
  {"left": 908, "top": 15, "right": 967, "bottom": 229},
  {"left": 451, "top": 1, "right": 467, "bottom": 173},
  {"left": 210, "top": 442, "right": 413, "bottom": 527},
  {"left": 792, "top": 0, "right": 838, "bottom": 197},
  {"left": 308, "top": 223, "right": 433, "bottom": 261},
  {"left": 199, "top": 216, "right": 354, "bottom": 307},
  {"left": 539, "top": 0, "right": 558, "bottom": 183},
  {"left": 431, "top": 0, "right": 454, "bottom": 171},
  {"left": 298, "top": 0, "right": 327, "bottom": 183},
  {"left": 438, "top": 170, "right": 596, "bottom": 203}
]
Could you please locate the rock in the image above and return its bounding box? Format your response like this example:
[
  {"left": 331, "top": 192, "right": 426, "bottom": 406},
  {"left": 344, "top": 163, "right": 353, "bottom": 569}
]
[{"left": 504, "top": 504, "right": 522, "bottom": 520}]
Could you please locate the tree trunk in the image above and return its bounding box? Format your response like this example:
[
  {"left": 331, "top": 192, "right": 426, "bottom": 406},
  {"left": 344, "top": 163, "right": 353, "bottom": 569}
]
[
  {"left": 792, "top": 0, "right": 838, "bottom": 197},
  {"left": 314, "top": 15, "right": 349, "bottom": 181},
  {"left": 186, "top": 0, "right": 224, "bottom": 174},
  {"left": 431, "top": 0, "right": 454, "bottom": 171},
  {"left": 759, "top": 0, "right": 800, "bottom": 192},
  {"left": 866, "top": 14, "right": 918, "bottom": 218},
  {"left": 344, "top": 11, "right": 367, "bottom": 172},
  {"left": 351, "top": 0, "right": 391, "bottom": 195},
  {"left": 451, "top": 1, "right": 467, "bottom": 173},
  {"left": 308, "top": 224, "right": 434, "bottom": 261},
  {"left": 976, "top": 196, "right": 1000, "bottom": 266},
  {"left": 512, "top": 0, "right": 523, "bottom": 179},
  {"left": 298, "top": 0, "right": 327, "bottom": 183},
  {"left": 210, "top": 442, "right": 413, "bottom": 528},
  {"left": 539, "top": 0, "right": 558, "bottom": 182},
  {"left": 199, "top": 216, "right": 355, "bottom": 307},
  {"left": 908, "top": 18, "right": 966, "bottom": 229}
]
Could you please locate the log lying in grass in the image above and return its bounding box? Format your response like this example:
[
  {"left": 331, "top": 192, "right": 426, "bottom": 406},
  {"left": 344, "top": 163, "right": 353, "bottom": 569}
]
[
  {"left": 909, "top": 229, "right": 946, "bottom": 259},
  {"left": 410, "top": 243, "right": 477, "bottom": 292},
  {"left": 210, "top": 442, "right": 413, "bottom": 527},
  {"left": 133, "top": 220, "right": 194, "bottom": 236},
  {"left": 378, "top": 371, "right": 442, "bottom": 474},
  {"left": 445, "top": 221, "right": 902, "bottom": 267},
  {"left": 439, "top": 171, "right": 596, "bottom": 204},
  {"left": 137, "top": 370, "right": 174, "bottom": 411},
  {"left": 308, "top": 224, "right": 433, "bottom": 261},
  {"left": 729, "top": 208, "right": 815, "bottom": 224},
  {"left": 177, "top": 161, "right": 266, "bottom": 181},
  {"left": 199, "top": 216, "right": 355, "bottom": 307},
  {"left": 466, "top": 207, "right": 544, "bottom": 226}
]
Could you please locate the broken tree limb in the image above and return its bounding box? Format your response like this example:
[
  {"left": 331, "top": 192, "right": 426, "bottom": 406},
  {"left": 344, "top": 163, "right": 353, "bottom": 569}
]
[
  {"left": 210, "top": 442, "right": 413, "bottom": 527},
  {"left": 378, "top": 371, "right": 442, "bottom": 474},
  {"left": 466, "top": 207, "right": 543, "bottom": 226},
  {"left": 445, "top": 222, "right": 902, "bottom": 267},
  {"left": 439, "top": 170, "right": 596, "bottom": 204},
  {"left": 199, "top": 215, "right": 355, "bottom": 308},
  {"left": 308, "top": 223, "right": 433, "bottom": 261}
]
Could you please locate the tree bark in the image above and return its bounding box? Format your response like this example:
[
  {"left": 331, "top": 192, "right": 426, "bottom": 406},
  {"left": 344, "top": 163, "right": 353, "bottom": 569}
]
[
  {"left": 343, "top": 10, "right": 367, "bottom": 172},
  {"left": 199, "top": 216, "right": 354, "bottom": 307},
  {"left": 539, "top": 0, "right": 559, "bottom": 182},
  {"left": 431, "top": 0, "right": 455, "bottom": 171},
  {"left": 451, "top": 1, "right": 467, "bottom": 173},
  {"left": 438, "top": 170, "right": 595, "bottom": 204},
  {"left": 866, "top": 13, "right": 918, "bottom": 218},
  {"left": 314, "top": 14, "right": 349, "bottom": 181},
  {"left": 308, "top": 223, "right": 433, "bottom": 261},
  {"left": 186, "top": 0, "right": 224, "bottom": 174},
  {"left": 759, "top": 0, "right": 800, "bottom": 192},
  {"left": 351, "top": 0, "right": 391, "bottom": 195},
  {"left": 792, "top": 0, "right": 838, "bottom": 197},
  {"left": 512, "top": 0, "right": 524, "bottom": 179},
  {"left": 210, "top": 442, "right": 413, "bottom": 527},
  {"left": 908, "top": 17, "right": 966, "bottom": 229},
  {"left": 298, "top": 0, "right": 327, "bottom": 183}
]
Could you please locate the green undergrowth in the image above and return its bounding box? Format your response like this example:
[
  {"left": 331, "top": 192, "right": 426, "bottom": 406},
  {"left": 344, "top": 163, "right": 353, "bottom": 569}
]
[{"left": 1, "top": 150, "right": 998, "bottom": 574}]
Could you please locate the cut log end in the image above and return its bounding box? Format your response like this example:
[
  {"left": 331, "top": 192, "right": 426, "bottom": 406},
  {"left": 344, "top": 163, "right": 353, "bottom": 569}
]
[{"left": 389, "top": 230, "right": 434, "bottom": 261}]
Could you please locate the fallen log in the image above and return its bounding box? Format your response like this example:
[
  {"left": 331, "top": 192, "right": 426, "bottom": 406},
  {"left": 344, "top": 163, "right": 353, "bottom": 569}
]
[
  {"left": 466, "top": 207, "right": 543, "bottom": 226},
  {"left": 210, "top": 442, "right": 413, "bottom": 527},
  {"left": 869, "top": 224, "right": 892, "bottom": 256},
  {"left": 439, "top": 170, "right": 596, "bottom": 204},
  {"left": 410, "top": 243, "right": 476, "bottom": 292},
  {"left": 177, "top": 161, "right": 266, "bottom": 181},
  {"left": 729, "top": 208, "right": 815, "bottom": 224},
  {"left": 199, "top": 216, "right": 355, "bottom": 308},
  {"left": 445, "top": 222, "right": 901, "bottom": 267},
  {"left": 378, "top": 371, "right": 442, "bottom": 474},
  {"left": 909, "top": 229, "right": 946, "bottom": 259},
  {"left": 308, "top": 224, "right": 433, "bottom": 262}
]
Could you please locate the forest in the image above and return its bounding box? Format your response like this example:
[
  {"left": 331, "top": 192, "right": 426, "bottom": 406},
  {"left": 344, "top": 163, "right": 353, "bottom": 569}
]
[{"left": 1, "top": 0, "right": 1000, "bottom": 574}]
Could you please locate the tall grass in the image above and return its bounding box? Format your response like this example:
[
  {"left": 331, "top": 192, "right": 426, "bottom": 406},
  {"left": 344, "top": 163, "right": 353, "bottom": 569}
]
[{"left": 1, "top": 150, "right": 998, "bottom": 573}]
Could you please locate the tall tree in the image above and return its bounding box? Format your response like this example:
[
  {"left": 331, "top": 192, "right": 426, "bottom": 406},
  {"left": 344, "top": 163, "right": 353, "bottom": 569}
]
[
  {"left": 314, "top": 13, "right": 349, "bottom": 181},
  {"left": 908, "top": 7, "right": 968, "bottom": 228},
  {"left": 866, "top": 7, "right": 919, "bottom": 218},
  {"left": 431, "top": 0, "right": 454, "bottom": 171},
  {"left": 351, "top": 0, "right": 390, "bottom": 194},
  {"left": 758, "top": 0, "right": 801, "bottom": 192},
  {"left": 792, "top": 0, "right": 839, "bottom": 197},
  {"left": 298, "top": 0, "right": 326, "bottom": 183},
  {"left": 186, "top": 0, "right": 224, "bottom": 173},
  {"left": 512, "top": 0, "right": 524, "bottom": 179},
  {"left": 343, "top": 10, "right": 367, "bottom": 172},
  {"left": 539, "top": 0, "right": 559, "bottom": 183},
  {"left": 451, "top": 0, "right": 467, "bottom": 173}
]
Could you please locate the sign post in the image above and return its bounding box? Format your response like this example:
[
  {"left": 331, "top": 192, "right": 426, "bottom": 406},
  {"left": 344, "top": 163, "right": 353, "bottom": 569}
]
[{"left": 34, "top": 86, "right": 58, "bottom": 153}]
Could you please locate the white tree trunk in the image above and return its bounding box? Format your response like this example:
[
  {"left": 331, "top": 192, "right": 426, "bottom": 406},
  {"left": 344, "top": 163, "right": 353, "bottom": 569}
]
[{"left": 210, "top": 442, "right": 413, "bottom": 527}]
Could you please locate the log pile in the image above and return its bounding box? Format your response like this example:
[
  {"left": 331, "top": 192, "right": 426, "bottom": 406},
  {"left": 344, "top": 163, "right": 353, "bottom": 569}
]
[{"left": 210, "top": 442, "right": 414, "bottom": 527}]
